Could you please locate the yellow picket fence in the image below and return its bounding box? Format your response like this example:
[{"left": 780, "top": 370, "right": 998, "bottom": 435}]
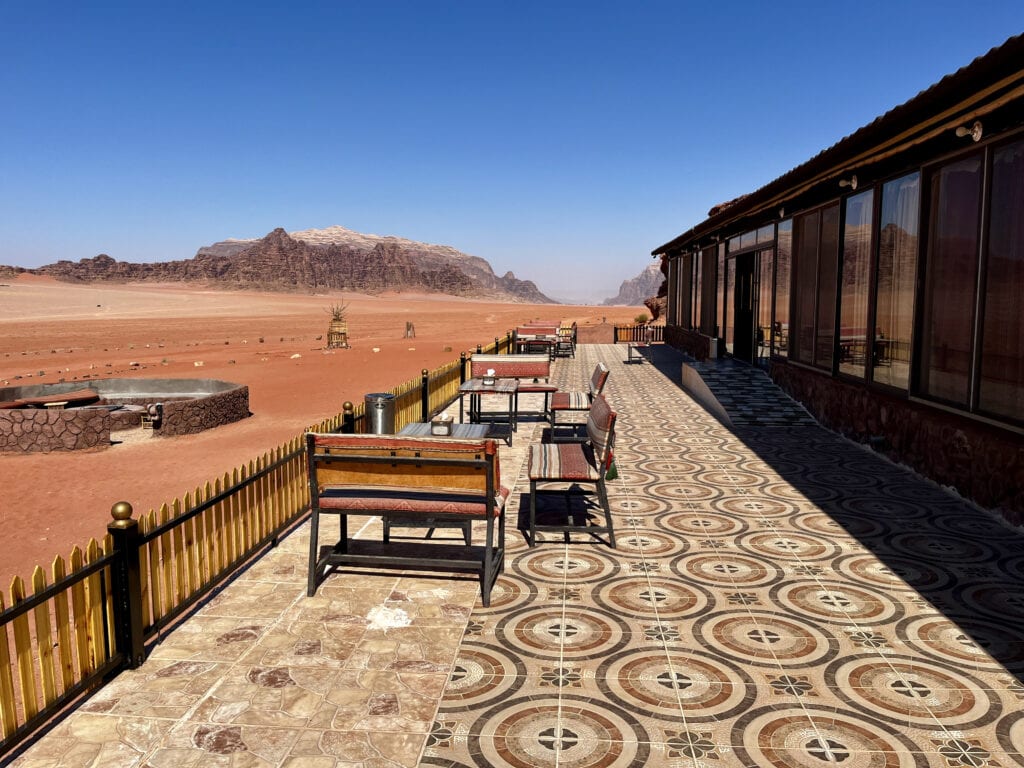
[{"left": 0, "top": 335, "right": 511, "bottom": 757}]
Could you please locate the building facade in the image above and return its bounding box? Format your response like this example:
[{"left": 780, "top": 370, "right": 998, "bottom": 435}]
[{"left": 654, "top": 34, "right": 1024, "bottom": 523}]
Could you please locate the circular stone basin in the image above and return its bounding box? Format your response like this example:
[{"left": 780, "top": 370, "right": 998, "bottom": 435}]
[{"left": 0, "top": 378, "right": 249, "bottom": 453}]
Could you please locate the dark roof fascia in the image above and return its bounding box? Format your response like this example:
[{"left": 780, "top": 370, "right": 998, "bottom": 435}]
[{"left": 652, "top": 33, "right": 1024, "bottom": 256}]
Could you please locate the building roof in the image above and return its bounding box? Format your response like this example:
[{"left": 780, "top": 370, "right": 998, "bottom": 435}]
[{"left": 652, "top": 33, "right": 1024, "bottom": 256}]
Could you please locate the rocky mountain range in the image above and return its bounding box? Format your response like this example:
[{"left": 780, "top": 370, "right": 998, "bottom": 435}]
[
  {"left": 0, "top": 226, "right": 554, "bottom": 303},
  {"left": 603, "top": 262, "right": 664, "bottom": 306}
]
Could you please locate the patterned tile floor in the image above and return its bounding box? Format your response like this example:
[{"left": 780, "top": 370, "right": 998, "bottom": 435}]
[{"left": 11, "top": 344, "right": 1024, "bottom": 767}]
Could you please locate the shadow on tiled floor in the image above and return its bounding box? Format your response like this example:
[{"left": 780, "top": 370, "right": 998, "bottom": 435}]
[{"left": 12, "top": 344, "right": 1024, "bottom": 768}]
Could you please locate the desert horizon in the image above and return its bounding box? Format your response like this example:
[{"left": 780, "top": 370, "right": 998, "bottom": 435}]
[{"left": 0, "top": 274, "right": 647, "bottom": 587}]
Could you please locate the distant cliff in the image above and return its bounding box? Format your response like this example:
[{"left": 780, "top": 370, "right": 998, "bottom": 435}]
[
  {"left": 3, "top": 225, "right": 555, "bottom": 303},
  {"left": 603, "top": 262, "right": 664, "bottom": 306}
]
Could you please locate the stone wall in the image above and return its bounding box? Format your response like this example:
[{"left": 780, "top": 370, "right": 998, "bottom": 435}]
[
  {"left": 0, "top": 408, "right": 110, "bottom": 452},
  {"left": 770, "top": 361, "right": 1024, "bottom": 526},
  {"left": 157, "top": 385, "right": 250, "bottom": 436},
  {"left": 0, "top": 379, "right": 249, "bottom": 451}
]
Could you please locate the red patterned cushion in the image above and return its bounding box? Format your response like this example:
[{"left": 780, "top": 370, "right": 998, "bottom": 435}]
[
  {"left": 528, "top": 443, "right": 600, "bottom": 481},
  {"left": 551, "top": 391, "right": 591, "bottom": 410},
  {"left": 319, "top": 485, "right": 509, "bottom": 516}
]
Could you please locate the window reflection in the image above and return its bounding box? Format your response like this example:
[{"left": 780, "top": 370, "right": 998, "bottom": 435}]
[
  {"left": 919, "top": 155, "right": 982, "bottom": 405},
  {"left": 979, "top": 138, "right": 1024, "bottom": 421},
  {"left": 839, "top": 190, "right": 874, "bottom": 378},
  {"left": 873, "top": 173, "right": 919, "bottom": 390}
]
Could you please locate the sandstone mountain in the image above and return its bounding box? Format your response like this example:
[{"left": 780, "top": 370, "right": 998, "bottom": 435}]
[
  {"left": 2, "top": 226, "right": 555, "bottom": 303},
  {"left": 602, "top": 262, "right": 664, "bottom": 306}
]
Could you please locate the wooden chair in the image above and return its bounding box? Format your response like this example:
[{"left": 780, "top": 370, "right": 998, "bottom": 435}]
[
  {"left": 527, "top": 394, "right": 616, "bottom": 548},
  {"left": 549, "top": 362, "right": 609, "bottom": 441}
]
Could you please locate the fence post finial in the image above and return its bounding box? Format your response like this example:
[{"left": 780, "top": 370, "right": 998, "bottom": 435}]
[{"left": 107, "top": 502, "right": 145, "bottom": 668}]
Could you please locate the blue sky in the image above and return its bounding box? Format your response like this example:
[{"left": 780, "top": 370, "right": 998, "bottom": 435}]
[{"left": 2, "top": 2, "right": 1021, "bottom": 302}]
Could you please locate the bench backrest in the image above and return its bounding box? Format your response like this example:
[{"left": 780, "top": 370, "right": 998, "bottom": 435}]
[
  {"left": 586, "top": 394, "right": 616, "bottom": 469},
  {"left": 306, "top": 433, "right": 500, "bottom": 499},
  {"left": 471, "top": 353, "right": 551, "bottom": 380},
  {"left": 516, "top": 325, "right": 559, "bottom": 339},
  {"left": 588, "top": 363, "right": 610, "bottom": 398}
]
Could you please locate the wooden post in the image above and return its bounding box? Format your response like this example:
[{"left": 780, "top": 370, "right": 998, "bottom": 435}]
[
  {"left": 107, "top": 502, "right": 145, "bottom": 669},
  {"left": 341, "top": 401, "right": 355, "bottom": 433},
  {"left": 460, "top": 352, "right": 467, "bottom": 385}
]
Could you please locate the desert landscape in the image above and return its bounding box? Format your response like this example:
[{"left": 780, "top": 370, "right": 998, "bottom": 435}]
[{"left": 0, "top": 275, "right": 645, "bottom": 588}]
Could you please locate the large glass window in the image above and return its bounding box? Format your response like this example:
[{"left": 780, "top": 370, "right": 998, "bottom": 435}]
[
  {"left": 700, "top": 245, "right": 717, "bottom": 335},
  {"left": 717, "top": 245, "right": 726, "bottom": 339},
  {"left": 919, "top": 154, "right": 982, "bottom": 405},
  {"left": 692, "top": 251, "right": 702, "bottom": 330},
  {"left": 873, "top": 173, "right": 919, "bottom": 389},
  {"left": 978, "top": 138, "right": 1024, "bottom": 421},
  {"left": 679, "top": 254, "right": 693, "bottom": 330},
  {"left": 815, "top": 205, "right": 840, "bottom": 369},
  {"left": 758, "top": 249, "right": 774, "bottom": 363},
  {"left": 792, "top": 210, "right": 819, "bottom": 363},
  {"left": 838, "top": 190, "right": 875, "bottom": 378},
  {"left": 774, "top": 219, "right": 792, "bottom": 358}
]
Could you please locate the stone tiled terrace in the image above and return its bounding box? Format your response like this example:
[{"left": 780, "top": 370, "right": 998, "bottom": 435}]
[{"left": 11, "top": 344, "right": 1024, "bottom": 767}]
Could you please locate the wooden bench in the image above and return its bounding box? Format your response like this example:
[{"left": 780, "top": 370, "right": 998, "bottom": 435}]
[
  {"left": 470, "top": 353, "right": 558, "bottom": 419},
  {"left": 305, "top": 433, "right": 507, "bottom": 606}
]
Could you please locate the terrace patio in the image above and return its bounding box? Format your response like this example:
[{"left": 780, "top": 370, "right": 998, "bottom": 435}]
[{"left": 9, "top": 344, "right": 1024, "bottom": 767}]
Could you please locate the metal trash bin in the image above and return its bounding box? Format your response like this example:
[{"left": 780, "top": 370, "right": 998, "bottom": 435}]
[{"left": 364, "top": 392, "right": 396, "bottom": 434}]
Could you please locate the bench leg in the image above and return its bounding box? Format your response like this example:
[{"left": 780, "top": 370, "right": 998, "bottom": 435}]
[
  {"left": 529, "top": 480, "right": 538, "bottom": 547},
  {"left": 598, "top": 477, "right": 616, "bottom": 549}
]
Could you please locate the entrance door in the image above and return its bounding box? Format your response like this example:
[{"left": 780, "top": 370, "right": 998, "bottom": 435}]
[{"left": 732, "top": 253, "right": 756, "bottom": 363}]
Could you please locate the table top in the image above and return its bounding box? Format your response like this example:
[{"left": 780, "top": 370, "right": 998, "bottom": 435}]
[
  {"left": 397, "top": 422, "right": 491, "bottom": 439},
  {"left": 459, "top": 377, "right": 519, "bottom": 394}
]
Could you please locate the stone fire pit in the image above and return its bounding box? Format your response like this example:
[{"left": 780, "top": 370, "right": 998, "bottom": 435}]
[{"left": 0, "top": 378, "right": 250, "bottom": 453}]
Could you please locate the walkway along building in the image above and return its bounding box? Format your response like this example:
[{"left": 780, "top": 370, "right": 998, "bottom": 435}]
[{"left": 653, "top": 34, "right": 1024, "bottom": 524}]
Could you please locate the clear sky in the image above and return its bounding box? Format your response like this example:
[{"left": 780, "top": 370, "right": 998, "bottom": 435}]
[{"left": 2, "top": 2, "right": 1021, "bottom": 303}]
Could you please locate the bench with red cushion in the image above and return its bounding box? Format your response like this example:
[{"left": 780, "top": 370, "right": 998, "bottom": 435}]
[{"left": 305, "top": 432, "right": 507, "bottom": 606}]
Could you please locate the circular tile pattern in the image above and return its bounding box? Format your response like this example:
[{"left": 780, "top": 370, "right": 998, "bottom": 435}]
[
  {"left": 824, "top": 654, "right": 1000, "bottom": 729},
  {"left": 469, "top": 694, "right": 649, "bottom": 768},
  {"left": 831, "top": 554, "right": 917, "bottom": 590},
  {"left": 682, "top": 450, "right": 742, "bottom": 465},
  {"left": 614, "top": 495, "right": 670, "bottom": 516},
  {"left": 760, "top": 481, "right": 814, "bottom": 503},
  {"left": 592, "top": 576, "right": 710, "bottom": 620},
  {"left": 512, "top": 549, "right": 618, "bottom": 584},
  {"left": 496, "top": 606, "right": 629, "bottom": 661},
  {"left": 693, "top": 610, "right": 839, "bottom": 668},
  {"left": 997, "top": 710, "right": 1024, "bottom": 763},
  {"left": 896, "top": 615, "right": 1024, "bottom": 672},
  {"left": 839, "top": 495, "right": 929, "bottom": 519},
  {"left": 733, "top": 704, "right": 930, "bottom": 766},
  {"left": 660, "top": 511, "right": 748, "bottom": 537},
  {"left": 695, "top": 469, "right": 764, "bottom": 488},
  {"left": 887, "top": 532, "right": 996, "bottom": 564},
  {"left": 596, "top": 646, "right": 754, "bottom": 722},
  {"left": 769, "top": 580, "right": 903, "bottom": 625},
  {"left": 737, "top": 530, "right": 839, "bottom": 562},
  {"left": 442, "top": 644, "right": 526, "bottom": 712},
  {"left": 612, "top": 530, "right": 689, "bottom": 558},
  {"left": 932, "top": 510, "right": 1018, "bottom": 541},
  {"left": 713, "top": 495, "right": 799, "bottom": 518},
  {"left": 952, "top": 581, "right": 1024, "bottom": 623},
  {"left": 672, "top": 552, "right": 782, "bottom": 588},
  {"left": 647, "top": 480, "right": 722, "bottom": 503},
  {"left": 473, "top": 574, "right": 538, "bottom": 613},
  {"left": 635, "top": 458, "right": 702, "bottom": 475},
  {"left": 850, "top": 555, "right": 955, "bottom": 593}
]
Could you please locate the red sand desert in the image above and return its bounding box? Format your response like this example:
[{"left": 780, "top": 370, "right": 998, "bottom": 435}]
[{"left": 0, "top": 275, "right": 645, "bottom": 588}]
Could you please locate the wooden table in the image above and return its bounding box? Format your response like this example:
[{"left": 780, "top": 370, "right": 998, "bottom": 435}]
[
  {"left": 398, "top": 422, "right": 491, "bottom": 439},
  {"left": 458, "top": 378, "right": 518, "bottom": 445}
]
